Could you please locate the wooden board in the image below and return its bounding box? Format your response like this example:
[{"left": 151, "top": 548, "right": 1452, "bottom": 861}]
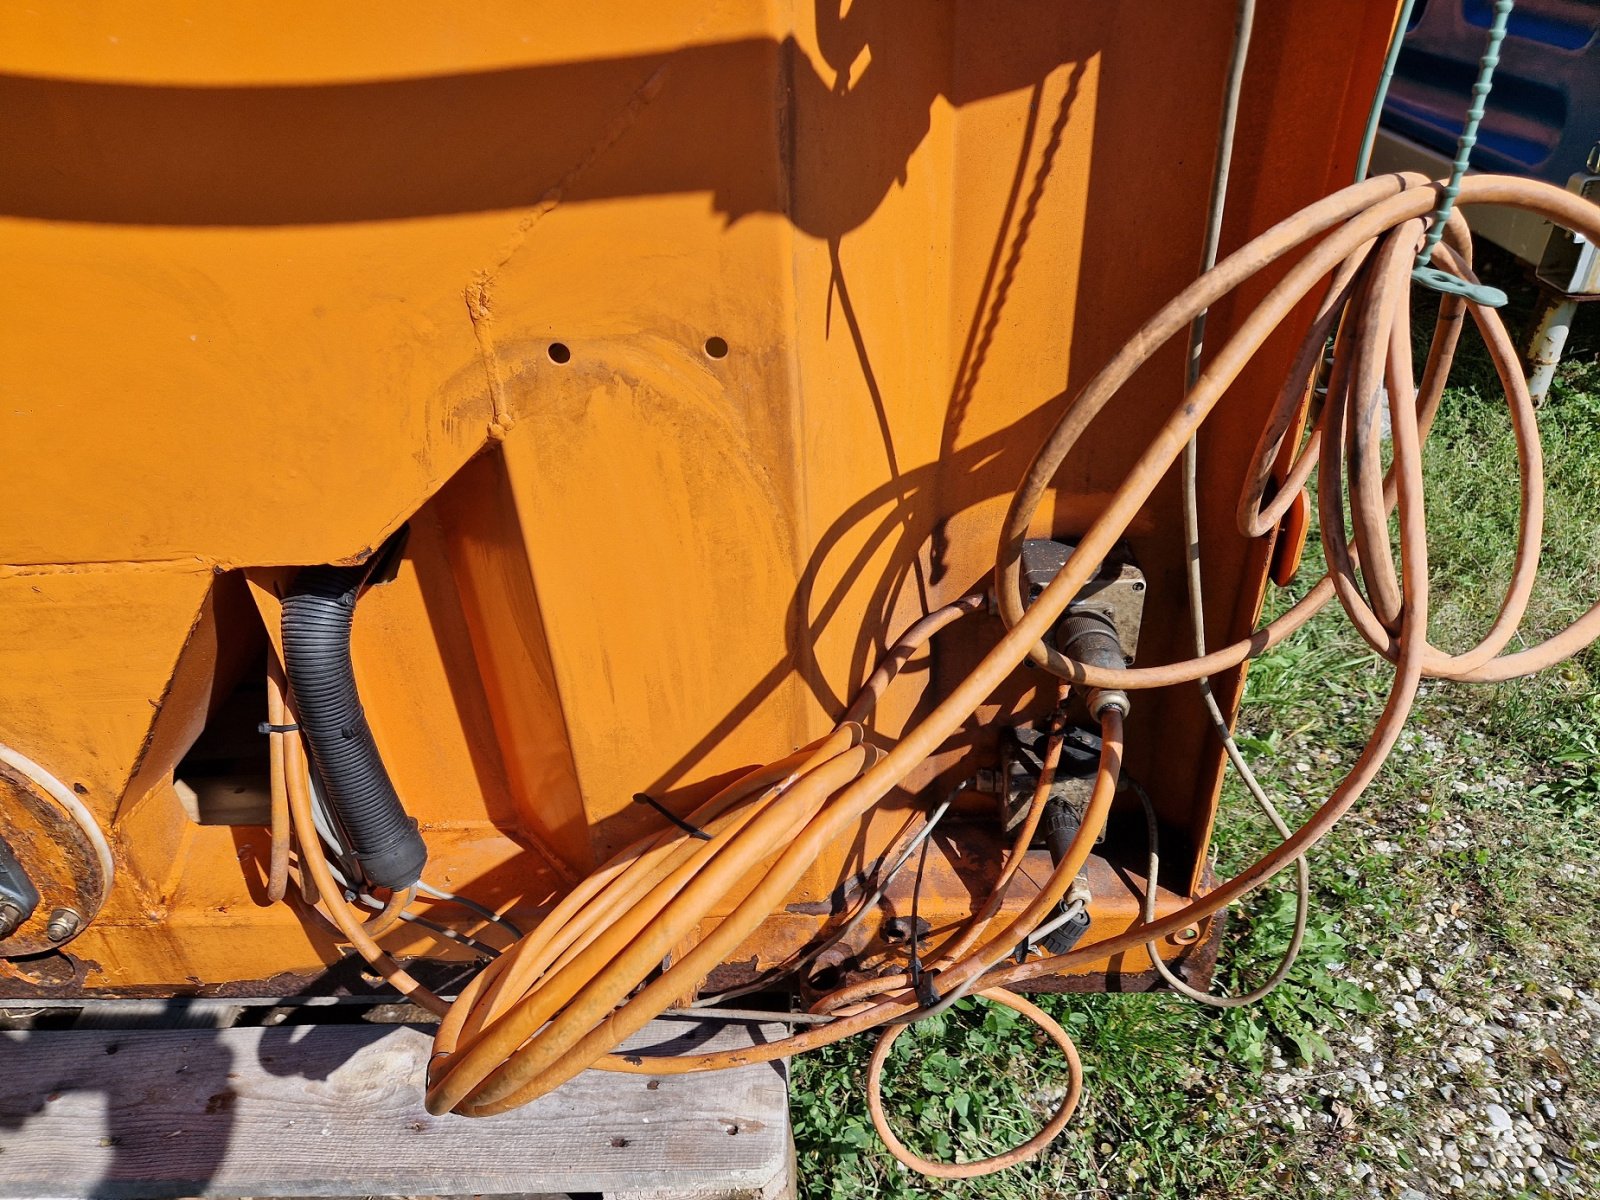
[{"left": 0, "top": 1017, "right": 792, "bottom": 1200}]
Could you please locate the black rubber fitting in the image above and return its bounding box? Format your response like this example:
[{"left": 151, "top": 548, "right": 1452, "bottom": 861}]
[{"left": 281, "top": 557, "right": 426, "bottom": 891}]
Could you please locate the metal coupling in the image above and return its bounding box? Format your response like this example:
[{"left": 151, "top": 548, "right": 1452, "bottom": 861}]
[
  {"left": 1056, "top": 611, "right": 1131, "bottom": 720},
  {"left": 45, "top": 906, "right": 82, "bottom": 943},
  {"left": 0, "top": 900, "right": 25, "bottom": 939}
]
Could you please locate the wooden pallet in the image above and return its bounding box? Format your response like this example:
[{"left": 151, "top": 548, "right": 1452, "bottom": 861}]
[{"left": 0, "top": 1016, "right": 793, "bottom": 1200}]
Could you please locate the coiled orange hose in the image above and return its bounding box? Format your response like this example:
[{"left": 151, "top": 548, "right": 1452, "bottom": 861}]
[{"left": 281, "top": 171, "right": 1600, "bottom": 1178}]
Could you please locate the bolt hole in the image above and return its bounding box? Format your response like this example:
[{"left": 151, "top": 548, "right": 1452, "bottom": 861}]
[
  {"left": 807, "top": 965, "right": 843, "bottom": 992},
  {"left": 704, "top": 335, "right": 729, "bottom": 359},
  {"left": 547, "top": 342, "right": 572, "bottom": 364},
  {"left": 610, "top": 1136, "right": 629, "bottom": 1148}
]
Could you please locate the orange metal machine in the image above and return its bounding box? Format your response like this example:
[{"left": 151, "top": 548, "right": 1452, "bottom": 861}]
[{"left": 1, "top": 5, "right": 1396, "bottom": 1033}]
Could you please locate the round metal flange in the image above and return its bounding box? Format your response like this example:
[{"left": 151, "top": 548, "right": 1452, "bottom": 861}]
[{"left": 0, "top": 757, "right": 109, "bottom": 957}]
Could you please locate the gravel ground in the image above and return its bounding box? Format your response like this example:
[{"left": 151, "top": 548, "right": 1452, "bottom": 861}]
[{"left": 1227, "top": 723, "right": 1600, "bottom": 1199}]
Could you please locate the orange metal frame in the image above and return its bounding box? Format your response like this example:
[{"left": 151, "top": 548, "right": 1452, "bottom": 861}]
[{"left": 0, "top": 2, "right": 1396, "bottom": 996}]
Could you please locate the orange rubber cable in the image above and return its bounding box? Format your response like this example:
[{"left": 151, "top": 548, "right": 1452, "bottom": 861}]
[
  {"left": 272, "top": 172, "right": 1600, "bottom": 1178},
  {"left": 263, "top": 650, "right": 292, "bottom": 905}
]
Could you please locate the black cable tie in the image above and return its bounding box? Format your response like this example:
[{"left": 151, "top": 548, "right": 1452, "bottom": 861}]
[
  {"left": 1012, "top": 939, "right": 1033, "bottom": 964},
  {"left": 633, "top": 792, "right": 712, "bottom": 841},
  {"left": 258, "top": 722, "right": 300, "bottom": 734},
  {"left": 913, "top": 969, "right": 943, "bottom": 1008}
]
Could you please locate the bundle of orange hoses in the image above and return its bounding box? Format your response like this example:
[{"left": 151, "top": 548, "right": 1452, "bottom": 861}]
[{"left": 265, "top": 172, "right": 1600, "bottom": 1178}]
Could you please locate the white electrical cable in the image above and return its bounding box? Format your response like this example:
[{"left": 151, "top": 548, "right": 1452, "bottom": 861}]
[
  {"left": 1175, "top": 0, "right": 1312, "bottom": 1007},
  {"left": 1024, "top": 896, "right": 1088, "bottom": 950},
  {"left": 690, "top": 785, "right": 962, "bottom": 1008},
  {"left": 306, "top": 765, "right": 520, "bottom": 943},
  {"left": 415, "top": 880, "right": 524, "bottom": 941},
  {"left": 351, "top": 891, "right": 504, "bottom": 961},
  {"left": 805, "top": 784, "right": 963, "bottom": 967},
  {"left": 306, "top": 772, "right": 360, "bottom": 880},
  {"left": 0, "top": 742, "right": 115, "bottom": 908}
]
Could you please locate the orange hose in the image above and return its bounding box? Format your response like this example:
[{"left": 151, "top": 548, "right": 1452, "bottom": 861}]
[
  {"left": 582, "top": 174, "right": 1600, "bottom": 1077},
  {"left": 465, "top": 173, "right": 1599, "bottom": 1074},
  {"left": 865, "top": 987, "right": 1083, "bottom": 1179},
  {"left": 263, "top": 651, "right": 292, "bottom": 905},
  {"left": 271, "top": 172, "right": 1600, "bottom": 1178}
]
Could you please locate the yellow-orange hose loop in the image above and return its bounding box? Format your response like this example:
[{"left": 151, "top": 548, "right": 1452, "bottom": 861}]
[
  {"left": 994, "top": 176, "right": 1446, "bottom": 689},
  {"left": 1235, "top": 209, "right": 1472, "bottom": 542},
  {"left": 1329, "top": 246, "right": 1546, "bottom": 680},
  {"left": 995, "top": 169, "right": 1430, "bottom": 687},
  {"left": 603, "top": 707, "right": 1122, "bottom": 1072},
  {"left": 841, "top": 592, "right": 988, "bottom": 726},
  {"left": 1325, "top": 224, "right": 1544, "bottom": 675},
  {"left": 458, "top": 729, "right": 861, "bottom": 1043},
  {"left": 430, "top": 592, "right": 983, "bottom": 1093},
  {"left": 455, "top": 589, "right": 972, "bottom": 1039},
  {"left": 1000, "top": 174, "right": 1597, "bottom": 691},
  {"left": 264, "top": 652, "right": 292, "bottom": 905},
  {"left": 865, "top": 988, "right": 1083, "bottom": 1180},
  {"left": 438, "top": 730, "right": 863, "bottom": 1062},
  {"left": 425, "top": 748, "right": 876, "bottom": 1126},
  {"left": 483, "top": 748, "right": 845, "bottom": 1022},
  {"left": 281, "top": 716, "right": 451, "bottom": 1017}
]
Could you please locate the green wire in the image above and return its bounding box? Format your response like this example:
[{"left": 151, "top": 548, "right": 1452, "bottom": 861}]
[
  {"left": 1357, "top": 0, "right": 1513, "bottom": 308},
  {"left": 1414, "top": 0, "right": 1515, "bottom": 270},
  {"left": 1355, "top": 0, "right": 1419, "bottom": 183}
]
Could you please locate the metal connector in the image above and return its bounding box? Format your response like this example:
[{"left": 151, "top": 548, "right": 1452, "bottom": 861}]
[
  {"left": 0, "top": 901, "right": 25, "bottom": 940},
  {"left": 1056, "top": 611, "right": 1131, "bottom": 720}
]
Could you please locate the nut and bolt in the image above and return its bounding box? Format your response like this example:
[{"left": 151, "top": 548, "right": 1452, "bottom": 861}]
[
  {"left": 45, "top": 907, "right": 82, "bottom": 942},
  {"left": 0, "top": 900, "right": 25, "bottom": 939}
]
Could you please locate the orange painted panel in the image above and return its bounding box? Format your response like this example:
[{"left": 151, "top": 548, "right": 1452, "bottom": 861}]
[{"left": 0, "top": 2, "right": 1397, "bottom": 992}]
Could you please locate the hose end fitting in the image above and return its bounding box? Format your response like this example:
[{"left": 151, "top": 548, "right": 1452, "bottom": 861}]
[
  {"left": 1056, "top": 612, "right": 1132, "bottom": 721},
  {"left": 1086, "top": 687, "right": 1130, "bottom": 722}
]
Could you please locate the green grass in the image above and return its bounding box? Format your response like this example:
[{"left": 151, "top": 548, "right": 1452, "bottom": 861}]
[{"left": 793, "top": 281, "right": 1600, "bottom": 1197}]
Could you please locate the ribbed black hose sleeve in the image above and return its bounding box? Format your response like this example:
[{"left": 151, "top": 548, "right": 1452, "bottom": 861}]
[{"left": 281, "top": 563, "right": 426, "bottom": 891}]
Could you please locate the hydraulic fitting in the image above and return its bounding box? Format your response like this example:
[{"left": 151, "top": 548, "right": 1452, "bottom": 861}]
[
  {"left": 0, "top": 836, "right": 40, "bottom": 941},
  {"left": 1056, "top": 611, "right": 1131, "bottom": 719}
]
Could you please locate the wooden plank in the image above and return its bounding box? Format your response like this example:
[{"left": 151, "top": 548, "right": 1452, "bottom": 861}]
[
  {"left": 0, "top": 1017, "right": 792, "bottom": 1200},
  {"left": 71, "top": 999, "right": 243, "bottom": 1030}
]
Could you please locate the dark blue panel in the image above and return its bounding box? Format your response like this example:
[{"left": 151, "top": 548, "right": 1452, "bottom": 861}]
[{"left": 1463, "top": 0, "right": 1599, "bottom": 52}]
